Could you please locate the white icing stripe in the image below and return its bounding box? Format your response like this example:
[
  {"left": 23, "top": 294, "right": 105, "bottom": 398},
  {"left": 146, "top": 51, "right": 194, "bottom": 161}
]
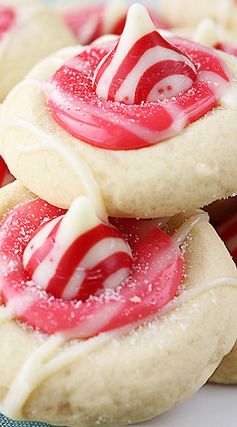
[
  {"left": 159, "top": 275, "right": 237, "bottom": 319},
  {"left": 2, "top": 117, "right": 106, "bottom": 221},
  {"left": 2, "top": 331, "right": 117, "bottom": 420},
  {"left": 172, "top": 211, "right": 209, "bottom": 246},
  {"left": 2, "top": 274, "right": 237, "bottom": 420}
]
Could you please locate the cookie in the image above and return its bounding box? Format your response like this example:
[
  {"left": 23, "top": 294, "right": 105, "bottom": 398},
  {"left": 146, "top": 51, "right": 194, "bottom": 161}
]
[
  {"left": 0, "top": 0, "right": 75, "bottom": 100},
  {"left": 1, "top": 4, "right": 237, "bottom": 218},
  {"left": 0, "top": 181, "right": 236, "bottom": 426}
]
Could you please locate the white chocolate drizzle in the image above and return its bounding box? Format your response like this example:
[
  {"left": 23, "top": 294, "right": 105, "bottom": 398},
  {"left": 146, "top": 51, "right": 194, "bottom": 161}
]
[
  {"left": 1, "top": 115, "right": 106, "bottom": 221},
  {"left": 172, "top": 210, "right": 209, "bottom": 246},
  {"left": 1, "top": 274, "right": 237, "bottom": 420},
  {"left": 2, "top": 331, "right": 119, "bottom": 419}
]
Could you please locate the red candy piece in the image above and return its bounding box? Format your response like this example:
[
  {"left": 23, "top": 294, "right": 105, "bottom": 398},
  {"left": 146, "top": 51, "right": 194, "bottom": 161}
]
[
  {"left": 47, "top": 35, "right": 231, "bottom": 150},
  {"left": 217, "top": 212, "right": 237, "bottom": 264},
  {"left": 23, "top": 198, "right": 133, "bottom": 302},
  {"left": 0, "top": 200, "right": 183, "bottom": 338},
  {"left": 0, "top": 5, "right": 15, "bottom": 39},
  {"left": 64, "top": 3, "right": 169, "bottom": 45}
]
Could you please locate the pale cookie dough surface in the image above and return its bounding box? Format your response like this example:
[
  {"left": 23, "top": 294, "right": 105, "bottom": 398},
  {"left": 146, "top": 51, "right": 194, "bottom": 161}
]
[
  {"left": 0, "top": 0, "right": 76, "bottom": 101},
  {"left": 0, "top": 183, "right": 237, "bottom": 426},
  {"left": 159, "top": 0, "right": 237, "bottom": 31},
  {"left": 2, "top": 46, "right": 237, "bottom": 218}
]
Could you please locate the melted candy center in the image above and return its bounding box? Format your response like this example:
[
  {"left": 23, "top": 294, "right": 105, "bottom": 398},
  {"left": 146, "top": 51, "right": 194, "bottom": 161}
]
[
  {"left": 0, "top": 199, "right": 182, "bottom": 338},
  {"left": 47, "top": 31, "right": 231, "bottom": 150}
]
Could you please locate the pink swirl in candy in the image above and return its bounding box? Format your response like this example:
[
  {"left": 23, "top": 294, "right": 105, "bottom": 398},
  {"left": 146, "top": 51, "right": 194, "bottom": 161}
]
[
  {"left": 217, "top": 212, "right": 237, "bottom": 264},
  {"left": 0, "top": 157, "right": 14, "bottom": 188},
  {"left": 64, "top": 1, "right": 169, "bottom": 45},
  {"left": 47, "top": 4, "right": 231, "bottom": 150},
  {"left": 0, "top": 5, "right": 15, "bottom": 39},
  {"left": 0, "top": 199, "right": 182, "bottom": 338},
  {"left": 23, "top": 197, "right": 132, "bottom": 302}
]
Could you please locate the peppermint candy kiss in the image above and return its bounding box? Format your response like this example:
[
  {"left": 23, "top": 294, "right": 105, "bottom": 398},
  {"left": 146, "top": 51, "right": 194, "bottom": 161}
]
[
  {"left": 93, "top": 3, "right": 197, "bottom": 104},
  {"left": 23, "top": 197, "right": 132, "bottom": 302}
]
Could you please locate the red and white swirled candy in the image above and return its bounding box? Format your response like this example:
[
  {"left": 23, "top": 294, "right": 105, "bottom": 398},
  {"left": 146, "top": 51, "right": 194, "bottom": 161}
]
[
  {"left": 0, "top": 5, "right": 15, "bottom": 39},
  {"left": 0, "top": 199, "right": 182, "bottom": 339},
  {"left": 23, "top": 197, "right": 132, "bottom": 302},
  {"left": 47, "top": 5, "right": 231, "bottom": 150},
  {"left": 217, "top": 212, "right": 237, "bottom": 264},
  {"left": 93, "top": 4, "right": 196, "bottom": 104},
  {"left": 63, "top": 0, "right": 169, "bottom": 45}
]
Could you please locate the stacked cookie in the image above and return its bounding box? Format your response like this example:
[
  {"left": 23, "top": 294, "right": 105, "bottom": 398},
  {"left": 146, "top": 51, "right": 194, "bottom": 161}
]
[{"left": 0, "top": 2, "right": 237, "bottom": 426}]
